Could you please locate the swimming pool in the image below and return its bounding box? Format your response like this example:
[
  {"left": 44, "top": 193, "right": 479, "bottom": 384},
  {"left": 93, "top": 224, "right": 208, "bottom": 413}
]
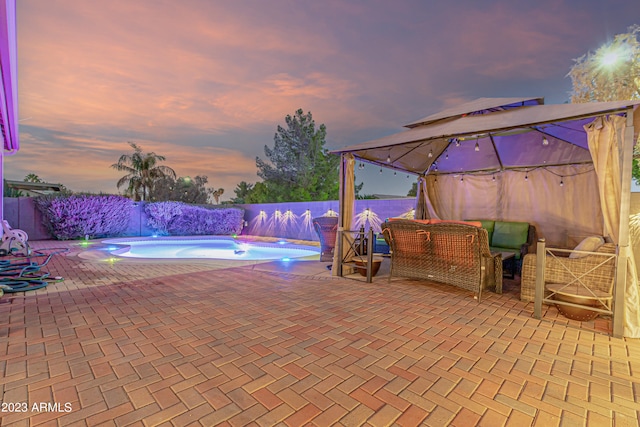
[{"left": 102, "top": 236, "right": 320, "bottom": 261}]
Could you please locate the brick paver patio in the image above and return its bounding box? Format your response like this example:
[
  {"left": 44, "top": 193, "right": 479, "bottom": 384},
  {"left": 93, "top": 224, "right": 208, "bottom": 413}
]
[{"left": 1, "top": 240, "right": 639, "bottom": 426}]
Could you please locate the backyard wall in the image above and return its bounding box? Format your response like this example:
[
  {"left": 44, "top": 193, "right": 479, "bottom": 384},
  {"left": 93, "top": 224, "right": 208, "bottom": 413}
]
[
  {"left": 6, "top": 194, "right": 640, "bottom": 242},
  {"left": 3, "top": 198, "right": 154, "bottom": 240},
  {"left": 3, "top": 197, "right": 417, "bottom": 241},
  {"left": 236, "top": 198, "right": 416, "bottom": 241}
]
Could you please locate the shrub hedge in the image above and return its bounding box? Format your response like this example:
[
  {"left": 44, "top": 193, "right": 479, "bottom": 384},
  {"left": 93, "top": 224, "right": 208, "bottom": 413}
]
[
  {"left": 145, "top": 202, "right": 244, "bottom": 236},
  {"left": 34, "top": 195, "right": 133, "bottom": 240}
]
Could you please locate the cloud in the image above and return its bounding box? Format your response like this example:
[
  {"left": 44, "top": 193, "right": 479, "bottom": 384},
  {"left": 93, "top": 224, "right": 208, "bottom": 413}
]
[{"left": 12, "top": 0, "right": 639, "bottom": 197}]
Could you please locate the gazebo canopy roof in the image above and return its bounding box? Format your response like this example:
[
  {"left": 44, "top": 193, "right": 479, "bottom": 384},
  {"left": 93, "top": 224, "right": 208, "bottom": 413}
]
[{"left": 332, "top": 99, "right": 640, "bottom": 176}]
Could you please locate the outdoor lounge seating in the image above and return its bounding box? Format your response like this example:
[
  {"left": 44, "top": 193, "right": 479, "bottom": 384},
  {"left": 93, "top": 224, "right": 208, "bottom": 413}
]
[
  {"left": 381, "top": 219, "right": 501, "bottom": 301},
  {"left": 520, "top": 241, "right": 616, "bottom": 303},
  {"left": 312, "top": 216, "right": 338, "bottom": 262},
  {"left": 467, "top": 220, "right": 536, "bottom": 263}
]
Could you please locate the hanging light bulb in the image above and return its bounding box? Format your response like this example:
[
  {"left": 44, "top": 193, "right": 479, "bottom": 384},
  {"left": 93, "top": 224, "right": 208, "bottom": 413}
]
[
  {"left": 492, "top": 175, "right": 496, "bottom": 181},
  {"left": 460, "top": 176, "right": 464, "bottom": 182},
  {"left": 445, "top": 152, "right": 449, "bottom": 160},
  {"left": 386, "top": 154, "right": 391, "bottom": 163},
  {"left": 474, "top": 142, "right": 480, "bottom": 152},
  {"left": 542, "top": 136, "right": 549, "bottom": 146},
  {"left": 394, "top": 171, "right": 397, "bottom": 176},
  {"left": 560, "top": 177, "right": 564, "bottom": 186},
  {"left": 428, "top": 149, "right": 433, "bottom": 158},
  {"left": 525, "top": 174, "right": 528, "bottom": 181},
  {"left": 455, "top": 138, "right": 461, "bottom": 147},
  {"left": 379, "top": 168, "right": 383, "bottom": 174}
]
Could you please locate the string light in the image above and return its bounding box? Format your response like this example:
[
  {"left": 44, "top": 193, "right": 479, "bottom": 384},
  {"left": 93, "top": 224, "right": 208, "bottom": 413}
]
[
  {"left": 393, "top": 171, "right": 397, "bottom": 176},
  {"left": 525, "top": 174, "right": 528, "bottom": 181},
  {"left": 455, "top": 138, "right": 461, "bottom": 147},
  {"left": 386, "top": 153, "right": 391, "bottom": 163},
  {"left": 542, "top": 136, "right": 549, "bottom": 146},
  {"left": 474, "top": 142, "right": 480, "bottom": 152},
  {"left": 445, "top": 152, "right": 449, "bottom": 160},
  {"left": 560, "top": 177, "right": 564, "bottom": 186},
  {"left": 428, "top": 149, "right": 433, "bottom": 158},
  {"left": 492, "top": 175, "right": 496, "bottom": 181},
  {"left": 379, "top": 168, "right": 383, "bottom": 174}
]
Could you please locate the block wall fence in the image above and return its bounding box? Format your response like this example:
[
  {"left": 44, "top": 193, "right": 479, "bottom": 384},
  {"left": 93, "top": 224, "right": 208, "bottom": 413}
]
[
  {"left": 6, "top": 195, "right": 640, "bottom": 241},
  {"left": 2, "top": 197, "right": 418, "bottom": 241}
]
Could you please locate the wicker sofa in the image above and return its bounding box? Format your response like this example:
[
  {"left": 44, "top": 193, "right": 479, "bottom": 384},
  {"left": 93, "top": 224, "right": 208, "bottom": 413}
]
[
  {"left": 520, "top": 243, "right": 616, "bottom": 302},
  {"left": 381, "top": 219, "right": 501, "bottom": 301}
]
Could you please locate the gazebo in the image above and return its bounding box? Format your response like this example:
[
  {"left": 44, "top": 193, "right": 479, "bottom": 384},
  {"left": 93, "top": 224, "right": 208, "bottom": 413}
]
[{"left": 331, "top": 97, "right": 640, "bottom": 338}]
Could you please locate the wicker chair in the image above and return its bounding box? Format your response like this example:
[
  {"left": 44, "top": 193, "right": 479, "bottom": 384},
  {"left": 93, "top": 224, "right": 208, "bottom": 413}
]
[
  {"left": 381, "top": 220, "right": 501, "bottom": 301},
  {"left": 520, "top": 243, "right": 616, "bottom": 302},
  {"left": 312, "top": 216, "right": 339, "bottom": 262}
]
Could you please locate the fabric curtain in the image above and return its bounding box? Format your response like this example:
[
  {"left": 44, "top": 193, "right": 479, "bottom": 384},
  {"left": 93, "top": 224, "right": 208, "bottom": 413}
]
[
  {"left": 425, "top": 166, "right": 602, "bottom": 248},
  {"left": 585, "top": 115, "right": 640, "bottom": 338},
  {"left": 332, "top": 153, "right": 355, "bottom": 275},
  {"left": 415, "top": 175, "right": 439, "bottom": 220}
]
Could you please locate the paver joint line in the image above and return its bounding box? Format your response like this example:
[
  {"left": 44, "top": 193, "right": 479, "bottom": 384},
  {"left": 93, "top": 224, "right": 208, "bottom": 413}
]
[{"left": 0, "top": 240, "right": 638, "bottom": 426}]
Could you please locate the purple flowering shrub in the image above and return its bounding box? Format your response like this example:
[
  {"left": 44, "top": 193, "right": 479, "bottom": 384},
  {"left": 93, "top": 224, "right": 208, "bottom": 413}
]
[
  {"left": 145, "top": 202, "right": 244, "bottom": 235},
  {"left": 35, "top": 195, "right": 133, "bottom": 240},
  {"left": 144, "top": 201, "right": 184, "bottom": 235}
]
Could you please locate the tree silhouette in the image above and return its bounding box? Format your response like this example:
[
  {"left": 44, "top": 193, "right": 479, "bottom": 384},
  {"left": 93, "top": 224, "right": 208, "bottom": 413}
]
[{"left": 111, "top": 142, "right": 176, "bottom": 201}]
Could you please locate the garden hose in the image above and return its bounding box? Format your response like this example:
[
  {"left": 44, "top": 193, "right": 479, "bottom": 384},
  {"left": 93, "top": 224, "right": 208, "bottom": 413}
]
[{"left": 0, "top": 248, "right": 68, "bottom": 295}]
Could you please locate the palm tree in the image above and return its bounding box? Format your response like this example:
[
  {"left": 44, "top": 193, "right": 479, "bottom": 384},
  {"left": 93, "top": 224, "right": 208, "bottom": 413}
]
[
  {"left": 111, "top": 142, "right": 177, "bottom": 201},
  {"left": 24, "top": 173, "right": 43, "bottom": 183}
]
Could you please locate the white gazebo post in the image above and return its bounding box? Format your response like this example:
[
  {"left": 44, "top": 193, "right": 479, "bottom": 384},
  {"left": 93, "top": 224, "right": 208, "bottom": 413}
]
[{"left": 613, "top": 108, "right": 636, "bottom": 338}]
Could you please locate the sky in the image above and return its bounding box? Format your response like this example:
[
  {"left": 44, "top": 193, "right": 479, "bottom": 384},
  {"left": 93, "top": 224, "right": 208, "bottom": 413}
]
[{"left": 6, "top": 0, "right": 640, "bottom": 200}]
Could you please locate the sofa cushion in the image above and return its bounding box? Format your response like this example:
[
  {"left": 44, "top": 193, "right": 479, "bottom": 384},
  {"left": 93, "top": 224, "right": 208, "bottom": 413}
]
[
  {"left": 467, "top": 220, "right": 495, "bottom": 243},
  {"left": 569, "top": 236, "right": 605, "bottom": 259},
  {"left": 430, "top": 219, "right": 482, "bottom": 227},
  {"left": 388, "top": 218, "right": 431, "bottom": 224},
  {"left": 492, "top": 221, "right": 529, "bottom": 251}
]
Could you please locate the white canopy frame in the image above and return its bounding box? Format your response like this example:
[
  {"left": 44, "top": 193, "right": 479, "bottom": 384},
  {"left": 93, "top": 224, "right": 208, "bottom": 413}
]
[{"left": 332, "top": 99, "right": 640, "bottom": 338}]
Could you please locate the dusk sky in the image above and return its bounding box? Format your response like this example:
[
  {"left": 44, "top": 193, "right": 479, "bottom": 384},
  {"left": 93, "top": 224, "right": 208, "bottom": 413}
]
[{"left": 7, "top": 0, "right": 640, "bottom": 200}]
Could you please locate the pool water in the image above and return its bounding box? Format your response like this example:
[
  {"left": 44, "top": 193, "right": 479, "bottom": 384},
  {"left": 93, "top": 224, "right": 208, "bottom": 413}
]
[{"left": 102, "top": 236, "right": 320, "bottom": 261}]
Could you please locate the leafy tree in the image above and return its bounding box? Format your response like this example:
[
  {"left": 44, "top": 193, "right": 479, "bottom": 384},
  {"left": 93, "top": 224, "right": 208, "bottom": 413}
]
[
  {"left": 407, "top": 182, "right": 417, "bottom": 197},
  {"left": 568, "top": 25, "right": 640, "bottom": 184},
  {"left": 243, "top": 182, "right": 271, "bottom": 203},
  {"left": 231, "top": 181, "right": 254, "bottom": 204},
  {"left": 254, "top": 109, "right": 339, "bottom": 202},
  {"left": 152, "top": 175, "right": 220, "bottom": 204},
  {"left": 568, "top": 25, "right": 639, "bottom": 103},
  {"left": 111, "top": 142, "right": 176, "bottom": 201},
  {"left": 211, "top": 188, "right": 224, "bottom": 204}
]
